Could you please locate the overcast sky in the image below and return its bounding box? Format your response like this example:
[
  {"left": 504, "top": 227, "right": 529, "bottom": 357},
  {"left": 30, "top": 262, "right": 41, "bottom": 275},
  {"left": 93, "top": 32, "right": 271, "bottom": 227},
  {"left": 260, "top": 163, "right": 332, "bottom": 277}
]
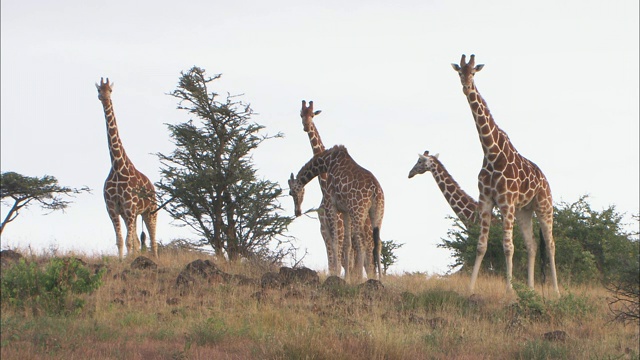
[{"left": 1, "top": 0, "right": 638, "bottom": 275}]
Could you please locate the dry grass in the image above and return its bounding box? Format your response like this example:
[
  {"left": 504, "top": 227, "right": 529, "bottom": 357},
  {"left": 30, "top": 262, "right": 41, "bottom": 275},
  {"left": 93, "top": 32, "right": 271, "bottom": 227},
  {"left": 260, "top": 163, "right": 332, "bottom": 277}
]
[{"left": 1, "top": 248, "right": 638, "bottom": 360}]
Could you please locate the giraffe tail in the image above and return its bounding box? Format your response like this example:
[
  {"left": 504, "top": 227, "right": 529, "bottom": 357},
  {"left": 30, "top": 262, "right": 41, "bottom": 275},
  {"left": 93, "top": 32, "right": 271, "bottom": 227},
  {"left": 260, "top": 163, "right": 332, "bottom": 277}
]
[
  {"left": 373, "top": 227, "right": 382, "bottom": 279},
  {"left": 141, "top": 231, "right": 147, "bottom": 252},
  {"left": 539, "top": 228, "right": 547, "bottom": 285}
]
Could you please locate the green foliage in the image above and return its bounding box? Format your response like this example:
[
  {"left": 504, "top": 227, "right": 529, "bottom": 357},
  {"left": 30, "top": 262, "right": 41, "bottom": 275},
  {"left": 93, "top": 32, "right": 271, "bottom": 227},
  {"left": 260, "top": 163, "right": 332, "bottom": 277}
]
[
  {"left": 512, "top": 283, "right": 596, "bottom": 323},
  {"left": 552, "top": 196, "right": 635, "bottom": 284},
  {"left": 156, "top": 66, "right": 293, "bottom": 263},
  {"left": 439, "top": 212, "right": 535, "bottom": 279},
  {"left": 512, "top": 283, "right": 547, "bottom": 321},
  {"left": 548, "top": 292, "right": 596, "bottom": 320},
  {"left": 1, "top": 258, "right": 105, "bottom": 316},
  {"left": 381, "top": 239, "right": 404, "bottom": 275},
  {"left": 0, "top": 172, "right": 90, "bottom": 234},
  {"left": 439, "top": 195, "right": 637, "bottom": 285}
]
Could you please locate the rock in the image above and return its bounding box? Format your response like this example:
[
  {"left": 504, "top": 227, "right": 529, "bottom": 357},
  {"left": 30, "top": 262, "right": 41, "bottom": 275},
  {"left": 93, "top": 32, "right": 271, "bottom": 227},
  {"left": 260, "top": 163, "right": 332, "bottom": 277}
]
[
  {"left": 279, "top": 266, "right": 320, "bottom": 286},
  {"left": 130, "top": 256, "right": 157, "bottom": 270},
  {"left": 261, "top": 272, "right": 284, "bottom": 289},
  {"left": 175, "top": 259, "right": 230, "bottom": 289},
  {"left": 359, "top": 279, "right": 384, "bottom": 291},
  {"left": 542, "top": 330, "right": 568, "bottom": 342},
  {"left": 322, "top": 275, "right": 346, "bottom": 288}
]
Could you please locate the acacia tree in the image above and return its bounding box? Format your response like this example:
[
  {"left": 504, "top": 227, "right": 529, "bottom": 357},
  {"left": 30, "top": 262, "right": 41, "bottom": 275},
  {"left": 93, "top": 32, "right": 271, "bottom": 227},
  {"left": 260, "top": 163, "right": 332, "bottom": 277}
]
[
  {"left": 0, "top": 172, "right": 90, "bottom": 235},
  {"left": 156, "top": 66, "right": 293, "bottom": 262}
]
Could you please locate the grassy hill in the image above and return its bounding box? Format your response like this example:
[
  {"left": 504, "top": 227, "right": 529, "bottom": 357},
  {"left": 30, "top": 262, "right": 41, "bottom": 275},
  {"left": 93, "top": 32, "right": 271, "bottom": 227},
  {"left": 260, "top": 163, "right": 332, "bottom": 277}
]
[{"left": 1, "top": 248, "right": 638, "bottom": 359}]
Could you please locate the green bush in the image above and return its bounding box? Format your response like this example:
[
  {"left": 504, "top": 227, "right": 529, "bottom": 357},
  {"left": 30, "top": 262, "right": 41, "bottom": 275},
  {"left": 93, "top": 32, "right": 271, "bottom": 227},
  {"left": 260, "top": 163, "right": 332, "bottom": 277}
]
[
  {"left": 1, "top": 257, "right": 105, "bottom": 315},
  {"left": 512, "top": 283, "right": 596, "bottom": 324},
  {"left": 512, "top": 283, "right": 548, "bottom": 321}
]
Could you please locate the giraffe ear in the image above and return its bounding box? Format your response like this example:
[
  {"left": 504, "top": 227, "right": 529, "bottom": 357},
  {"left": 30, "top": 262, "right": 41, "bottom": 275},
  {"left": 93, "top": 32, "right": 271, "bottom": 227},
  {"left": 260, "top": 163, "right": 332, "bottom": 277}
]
[
  {"left": 95, "top": 82, "right": 100, "bottom": 90},
  {"left": 418, "top": 153, "right": 428, "bottom": 160},
  {"left": 451, "top": 64, "right": 461, "bottom": 71},
  {"left": 433, "top": 153, "right": 440, "bottom": 159},
  {"left": 314, "top": 110, "right": 322, "bottom": 116},
  {"left": 475, "top": 64, "right": 484, "bottom": 72}
]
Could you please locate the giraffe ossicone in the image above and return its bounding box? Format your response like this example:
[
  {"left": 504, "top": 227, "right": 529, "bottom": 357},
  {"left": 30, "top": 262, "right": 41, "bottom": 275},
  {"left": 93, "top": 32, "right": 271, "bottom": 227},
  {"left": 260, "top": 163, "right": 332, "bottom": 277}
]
[
  {"left": 452, "top": 54, "right": 560, "bottom": 296},
  {"left": 97, "top": 77, "right": 158, "bottom": 260}
]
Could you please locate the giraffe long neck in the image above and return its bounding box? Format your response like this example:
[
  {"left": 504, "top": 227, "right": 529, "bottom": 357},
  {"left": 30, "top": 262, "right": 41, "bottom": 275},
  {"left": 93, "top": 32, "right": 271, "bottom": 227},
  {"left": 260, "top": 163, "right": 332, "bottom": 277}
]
[
  {"left": 465, "top": 83, "right": 514, "bottom": 157},
  {"left": 305, "top": 121, "right": 330, "bottom": 190},
  {"left": 305, "top": 122, "right": 326, "bottom": 156},
  {"left": 430, "top": 158, "right": 479, "bottom": 224},
  {"left": 296, "top": 151, "right": 330, "bottom": 186},
  {"left": 101, "top": 98, "right": 133, "bottom": 171}
]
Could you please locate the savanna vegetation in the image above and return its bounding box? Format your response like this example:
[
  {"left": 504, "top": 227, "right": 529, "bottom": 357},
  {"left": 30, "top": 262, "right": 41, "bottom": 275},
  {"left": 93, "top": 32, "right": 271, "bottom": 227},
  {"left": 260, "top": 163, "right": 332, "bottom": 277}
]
[{"left": 1, "top": 245, "right": 638, "bottom": 360}]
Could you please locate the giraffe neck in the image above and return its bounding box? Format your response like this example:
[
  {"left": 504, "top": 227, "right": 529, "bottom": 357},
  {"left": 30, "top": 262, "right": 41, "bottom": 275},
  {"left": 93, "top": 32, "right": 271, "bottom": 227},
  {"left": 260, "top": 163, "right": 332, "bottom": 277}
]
[
  {"left": 304, "top": 120, "right": 331, "bottom": 191},
  {"left": 296, "top": 151, "right": 330, "bottom": 186},
  {"left": 430, "top": 158, "right": 479, "bottom": 224},
  {"left": 305, "top": 122, "right": 326, "bottom": 156},
  {"left": 100, "top": 98, "right": 133, "bottom": 171},
  {"left": 465, "top": 83, "right": 515, "bottom": 157}
]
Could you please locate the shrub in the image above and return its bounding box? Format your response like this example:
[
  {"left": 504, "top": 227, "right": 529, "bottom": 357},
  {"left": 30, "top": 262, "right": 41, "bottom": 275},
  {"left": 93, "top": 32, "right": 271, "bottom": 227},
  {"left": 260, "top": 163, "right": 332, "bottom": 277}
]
[{"left": 1, "top": 257, "right": 105, "bottom": 315}]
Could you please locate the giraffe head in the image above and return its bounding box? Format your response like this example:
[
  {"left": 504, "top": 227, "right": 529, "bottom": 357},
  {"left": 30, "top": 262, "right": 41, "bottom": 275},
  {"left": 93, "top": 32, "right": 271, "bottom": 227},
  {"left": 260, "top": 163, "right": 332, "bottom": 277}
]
[
  {"left": 288, "top": 173, "right": 305, "bottom": 217},
  {"left": 96, "top": 77, "right": 113, "bottom": 101},
  {"left": 300, "top": 100, "right": 322, "bottom": 132},
  {"left": 451, "top": 54, "right": 484, "bottom": 88},
  {"left": 408, "top": 150, "right": 440, "bottom": 178}
]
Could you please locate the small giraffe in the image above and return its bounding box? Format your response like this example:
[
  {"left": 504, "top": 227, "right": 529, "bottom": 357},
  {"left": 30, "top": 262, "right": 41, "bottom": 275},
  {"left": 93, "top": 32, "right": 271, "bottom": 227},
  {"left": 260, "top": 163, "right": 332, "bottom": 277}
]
[
  {"left": 452, "top": 55, "right": 559, "bottom": 295},
  {"left": 299, "top": 100, "right": 375, "bottom": 277},
  {"left": 408, "top": 150, "right": 479, "bottom": 225},
  {"left": 96, "top": 78, "right": 158, "bottom": 260},
  {"left": 288, "top": 145, "right": 384, "bottom": 282}
]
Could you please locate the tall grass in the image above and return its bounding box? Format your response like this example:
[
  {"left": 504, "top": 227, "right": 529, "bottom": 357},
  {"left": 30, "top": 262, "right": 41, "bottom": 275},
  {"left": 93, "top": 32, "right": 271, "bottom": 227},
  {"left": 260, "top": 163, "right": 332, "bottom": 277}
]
[{"left": 1, "top": 248, "right": 638, "bottom": 360}]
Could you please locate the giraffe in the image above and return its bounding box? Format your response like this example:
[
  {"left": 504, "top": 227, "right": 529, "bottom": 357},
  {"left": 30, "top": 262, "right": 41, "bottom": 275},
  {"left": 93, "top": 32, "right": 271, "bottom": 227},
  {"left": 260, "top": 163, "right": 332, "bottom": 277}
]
[
  {"left": 451, "top": 54, "right": 559, "bottom": 295},
  {"left": 288, "top": 145, "right": 384, "bottom": 282},
  {"left": 299, "top": 100, "right": 375, "bottom": 277},
  {"left": 408, "top": 150, "right": 479, "bottom": 225},
  {"left": 96, "top": 77, "right": 158, "bottom": 260}
]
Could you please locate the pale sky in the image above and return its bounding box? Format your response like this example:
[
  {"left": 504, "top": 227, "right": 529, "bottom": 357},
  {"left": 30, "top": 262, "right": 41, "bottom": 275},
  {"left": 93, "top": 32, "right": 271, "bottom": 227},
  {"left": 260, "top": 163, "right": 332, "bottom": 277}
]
[{"left": 1, "top": 0, "right": 638, "bottom": 275}]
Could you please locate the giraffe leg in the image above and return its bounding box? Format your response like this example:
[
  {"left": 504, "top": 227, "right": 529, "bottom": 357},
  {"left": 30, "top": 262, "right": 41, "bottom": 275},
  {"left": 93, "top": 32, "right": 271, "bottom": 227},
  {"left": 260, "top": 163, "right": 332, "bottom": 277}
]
[
  {"left": 363, "top": 219, "right": 375, "bottom": 279},
  {"left": 107, "top": 208, "right": 125, "bottom": 260},
  {"left": 350, "top": 229, "right": 364, "bottom": 283},
  {"left": 370, "top": 203, "right": 384, "bottom": 280},
  {"left": 328, "top": 207, "right": 343, "bottom": 276},
  {"left": 500, "top": 204, "right": 517, "bottom": 292},
  {"left": 124, "top": 213, "right": 139, "bottom": 257},
  {"left": 142, "top": 210, "right": 158, "bottom": 258},
  {"left": 469, "top": 199, "right": 493, "bottom": 293},
  {"left": 318, "top": 205, "right": 334, "bottom": 274},
  {"left": 341, "top": 212, "right": 352, "bottom": 280},
  {"left": 516, "top": 207, "right": 536, "bottom": 289},
  {"left": 537, "top": 206, "right": 560, "bottom": 296}
]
